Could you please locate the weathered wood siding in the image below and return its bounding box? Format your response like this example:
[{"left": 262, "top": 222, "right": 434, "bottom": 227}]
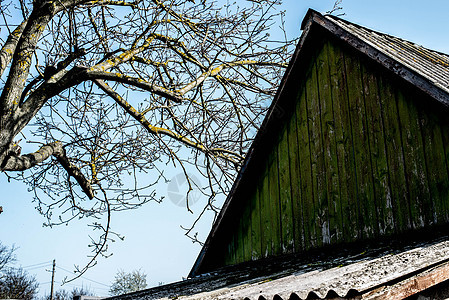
[{"left": 221, "top": 38, "right": 449, "bottom": 266}]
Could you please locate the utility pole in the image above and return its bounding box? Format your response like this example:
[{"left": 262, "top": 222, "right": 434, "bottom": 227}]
[{"left": 50, "top": 259, "right": 56, "bottom": 300}]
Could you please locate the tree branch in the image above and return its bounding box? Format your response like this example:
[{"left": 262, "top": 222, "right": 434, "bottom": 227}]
[
  {"left": 86, "top": 71, "right": 183, "bottom": 103},
  {"left": 94, "top": 79, "right": 243, "bottom": 164},
  {"left": 1, "top": 142, "right": 63, "bottom": 171},
  {"left": 89, "top": 33, "right": 156, "bottom": 72},
  {"left": 55, "top": 150, "right": 95, "bottom": 200},
  {"left": 1, "top": 142, "right": 94, "bottom": 199},
  {"left": 0, "top": 20, "right": 28, "bottom": 78},
  {"left": 178, "top": 60, "right": 288, "bottom": 95},
  {"left": 0, "top": 8, "right": 56, "bottom": 114},
  {"left": 83, "top": 0, "right": 142, "bottom": 8},
  {"left": 15, "top": 67, "right": 88, "bottom": 137}
]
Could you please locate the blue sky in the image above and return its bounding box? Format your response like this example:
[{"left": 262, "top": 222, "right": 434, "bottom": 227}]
[{"left": 1, "top": 0, "right": 449, "bottom": 297}]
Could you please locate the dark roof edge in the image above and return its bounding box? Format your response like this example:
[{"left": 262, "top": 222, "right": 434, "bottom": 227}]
[{"left": 189, "top": 8, "right": 449, "bottom": 278}]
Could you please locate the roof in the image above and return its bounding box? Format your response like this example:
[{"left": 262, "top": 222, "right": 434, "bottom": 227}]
[
  {"left": 323, "top": 13, "right": 449, "bottom": 106},
  {"left": 189, "top": 8, "right": 449, "bottom": 278},
  {"left": 106, "top": 230, "right": 449, "bottom": 300}
]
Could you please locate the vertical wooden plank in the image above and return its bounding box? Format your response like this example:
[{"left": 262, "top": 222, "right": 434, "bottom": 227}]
[
  {"left": 235, "top": 220, "right": 244, "bottom": 264},
  {"left": 377, "top": 76, "right": 410, "bottom": 232},
  {"left": 305, "top": 56, "right": 325, "bottom": 247},
  {"left": 268, "top": 145, "right": 282, "bottom": 255},
  {"left": 440, "top": 121, "right": 449, "bottom": 222},
  {"left": 317, "top": 41, "right": 341, "bottom": 244},
  {"left": 396, "top": 89, "right": 431, "bottom": 228},
  {"left": 242, "top": 195, "right": 252, "bottom": 262},
  {"left": 259, "top": 163, "right": 272, "bottom": 258},
  {"left": 361, "top": 63, "right": 395, "bottom": 236},
  {"left": 278, "top": 124, "right": 294, "bottom": 253},
  {"left": 224, "top": 233, "right": 236, "bottom": 265},
  {"left": 344, "top": 51, "right": 378, "bottom": 239},
  {"left": 250, "top": 187, "right": 262, "bottom": 260},
  {"left": 224, "top": 241, "right": 231, "bottom": 265},
  {"left": 288, "top": 104, "right": 304, "bottom": 252},
  {"left": 296, "top": 86, "right": 315, "bottom": 249},
  {"left": 418, "top": 107, "right": 448, "bottom": 225},
  {"left": 328, "top": 43, "right": 358, "bottom": 243}
]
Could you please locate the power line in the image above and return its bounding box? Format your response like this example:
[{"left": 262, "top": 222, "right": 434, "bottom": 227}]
[
  {"left": 22, "top": 261, "right": 53, "bottom": 269},
  {"left": 55, "top": 266, "right": 75, "bottom": 274},
  {"left": 26, "top": 264, "right": 53, "bottom": 271},
  {"left": 56, "top": 266, "right": 110, "bottom": 287},
  {"left": 73, "top": 275, "right": 110, "bottom": 288}
]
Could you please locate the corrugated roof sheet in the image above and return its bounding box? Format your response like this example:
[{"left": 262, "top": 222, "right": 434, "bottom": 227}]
[
  {"left": 173, "top": 240, "right": 449, "bottom": 300},
  {"left": 108, "top": 235, "right": 449, "bottom": 300},
  {"left": 325, "top": 14, "right": 449, "bottom": 98}
]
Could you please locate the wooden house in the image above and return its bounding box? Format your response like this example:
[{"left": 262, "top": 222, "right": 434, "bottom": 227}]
[
  {"left": 190, "top": 8, "right": 449, "bottom": 276},
  {"left": 109, "top": 9, "right": 449, "bottom": 300}
]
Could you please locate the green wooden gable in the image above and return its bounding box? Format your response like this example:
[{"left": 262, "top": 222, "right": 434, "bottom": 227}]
[{"left": 189, "top": 10, "right": 449, "bottom": 277}]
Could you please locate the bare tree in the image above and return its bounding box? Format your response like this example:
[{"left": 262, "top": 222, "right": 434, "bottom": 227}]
[
  {"left": 46, "top": 289, "right": 71, "bottom": 300},
  {"left": 0, "top": 243, "right": 38, "bottom": 300},
  {"left": 0, "top": 268, "right": 39, "bottom": 300},
  {"left": 0, "top": 243, "right": 16, "bottom": 273},
  {"left": 0, "top": 0, "right": 292, "bottom": 279},
  {"left": 109, "top": 269, "right": 147, "bottom": 296},
  {"left": 45, "top": 286, "right": 95, "bottom": 300}
]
